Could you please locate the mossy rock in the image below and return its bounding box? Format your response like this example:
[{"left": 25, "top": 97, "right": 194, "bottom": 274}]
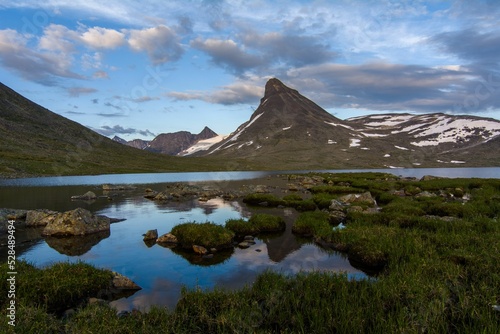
[{"left": 171, "top": 222, "right": 235, "bottom": 250}]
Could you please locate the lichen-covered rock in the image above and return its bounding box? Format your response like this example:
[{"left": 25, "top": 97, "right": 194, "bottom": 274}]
[
  {"left": 42, "top": 208, "right": 110, "bottom": 236},
  {"left": 26, "top": 209, "right": 59, "bottom": 227},
  {"left": 338, "top": 192, "right": 377, "bottom": 207}
]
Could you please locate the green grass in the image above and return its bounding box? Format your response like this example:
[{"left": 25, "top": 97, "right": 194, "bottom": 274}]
[
  {"left": 170, "top": 222, "right": 235, "bottom": 249},
  {"left": 1, "top": 173, "right": 500, "bottom": 333},
  {"left": 248, "top": 214, "right": 286, "bottom": 232}
]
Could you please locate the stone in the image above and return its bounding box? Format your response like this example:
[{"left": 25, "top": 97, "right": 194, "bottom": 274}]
[
  {"left": 26, "top": 209, "right": 59, "bottom": 227},
  {"left": 244, "top": 235, "right": 255, "bottom": 241},
  {"left": 143, "top": 229, "right": 158, "bottom": 241},
  {"left": 415, "top": 191, "right": 436, "bottom": 198},
  {"left": 153, "top": 192, "right": 172, "bottom": 201},
  {"left": 328, "top": 210, "right": 347, "bottom": 225},
  {"left": 88, "top": 297, "right": 107, "bottom": 306},
  {"left": 254, "top": 185, "right": 270, "bottom": 193},
  {"left": 287, "top": 183, "right": 299, "bottom": 191},
  {"left": 339, "top": 192, "right": 377, "bottom": 207},
  {"left": 102, "top": 184, "right": 136, "bottom": 191},
  {"left": 193, "top": 244, "right": 208, "bottom": 255},
  {"left": 202, "top": 254, "right": 214, "bottom": 259},
  {"left": 238, "top": 241, "right": 251, "bottom": 248},
  {"left": 42, "top": 208, "right": 110, "bottom": 236},
  {"left": 112, "top": 272, "right": 141, "bottom": 290},
  {"left": 71, "top": 191, "right": 97, "bottom": 200},
  {"left": 329, "top": 200, "right": 344, "bottom": 211},
  {"left": 157, "top": 233, "right": 178, "bottom": 244},
  {"left": 210, "top": 248, "right": 217, "bottom": 253}
]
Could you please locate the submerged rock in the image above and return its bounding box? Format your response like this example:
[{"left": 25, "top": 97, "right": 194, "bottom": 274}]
[
  {"left": 71, "top": 191, "right": 97, "bottom": 200},
  {"left": 42, "top": 208, "right": 110, "bottom": 236}
]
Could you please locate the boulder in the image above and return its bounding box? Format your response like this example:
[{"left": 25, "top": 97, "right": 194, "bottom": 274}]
[
  {"left": 338, "top": 192, "right": 377, "bottom": 207},
  {"left": 42, "top": 208, "right": 110, "bottom": 236},
  {"left": 328, "top": 210, "right": 347, "bottom": 225},
  {"left": 143, "top": 229, "right": 158, "bottom": 241},
  {"left": 71, "top": 191, "right": 97, "bottom": 200},
  {"left": 415, "top": 191, "right": 436, "bottom": 198},
  {"left": 157, "top": 233, "right": 178, "bottom": 244},
  {"left": 329, "top": 200, "right": 344, "bottom": 211},
  {"left": 238, "top": 241, "right": 252, "bottom": 248},
  {"left": 192, "top": 244, "right": 208, "bottom": 255},
  {"left": 26, "top": 209, "right": 59, "bottom": 227},
  {"left": 112, "top": 272, "right": 141, "bottom": 290}
]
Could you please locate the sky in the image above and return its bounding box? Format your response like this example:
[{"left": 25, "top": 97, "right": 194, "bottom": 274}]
[{"left": 0, "top": 0, "right": 499, "bottom": 140}]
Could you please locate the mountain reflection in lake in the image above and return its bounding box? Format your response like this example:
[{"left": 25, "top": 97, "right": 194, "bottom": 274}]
[{"left": 9, "top": 180, "right": 366, "bottom": 312}]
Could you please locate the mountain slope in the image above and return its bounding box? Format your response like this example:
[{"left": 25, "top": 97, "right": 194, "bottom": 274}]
[
  {"left": 145, "top": 126, "right": 218, "bottom": 155},
  {"left": 203, "top": 78, "right": 500, "bottom": 169},
  {"left": 0, "top": 82, "right": 225, "bottom": 177}
]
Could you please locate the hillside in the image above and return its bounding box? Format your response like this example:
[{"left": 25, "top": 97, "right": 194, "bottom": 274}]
[
  {"left": 200, "top": 79, "right": 500, "bottom": 169},
  {"left": 0, "top": 82, "right": 226, "bottom": 178}
]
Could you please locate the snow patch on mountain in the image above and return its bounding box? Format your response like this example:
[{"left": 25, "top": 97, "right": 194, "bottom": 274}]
[
  {"left": 349, "top": 139, "right": 361, "bottom": 147},
  {"left": 179, "top": 135, "right": 226, "bottom": 156}
]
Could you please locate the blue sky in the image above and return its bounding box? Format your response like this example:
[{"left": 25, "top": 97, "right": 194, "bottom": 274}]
[{"left": 1, "top": 0, "right": 499, "bottom": 140}]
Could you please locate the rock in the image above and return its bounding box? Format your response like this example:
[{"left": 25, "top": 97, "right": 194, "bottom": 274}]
[
  {"left": 42, "top": 208, "right": 110, "bottom": 236},
  {"left": 339, "top": 192, "right": 377, "bottom": 207},
  {"left": 26, "top": 209, "right": 59, "bottom": 227},
  {"left": 202, "top": 254, "right": 214, "bottom": 259},
  {"left": 102, "top": 184, "right": 136, "bottom": 191},
  {"left": 244, "top": 235, "right": 255, "bottom": 241},
  {"left": 329, "top": 200, "right": 344, "bottom": 211},
  {"left": 63, "top": 309, "right": 76, "bottom": 319},
  {"left": 328, "top": 210, "right": 347, "bottom": 225},
  {"left": 238, "top": 241, "right": 251, "bottom": 248},
  {"left": 420, "top": 175, "right": 443, "bottom": 181},
  {"left": 153, "top": 192, "right": 172, "bottom": 201},
  {"left": 143, "top": 229, "right": 158, "bottom": 241},
  {"left": 210, "top": 248, "right": 217, "bottom": 253},
  {"left": 71, "top": 191, "right": 97, "bottom": 200},
  {"left": 193, "top": 244, "right": 207, "bottom": 255},
  {"left": 287, "top": 183, "right": 300, "bottom": 191},
  {"left": 347, "top": 206, "right": 364, "bottom": 213},
  {"left": 143, "top": 191, "right": 158, "bottom": 199},
  {"left": 112, "top": 272, "right": 141, "bottom": 290},
  {"left": 415, "top": 191, "right": 436, "bottom": 198},
  {"left": 254, "top": 185, "right": 270, "bottom": 193},
  {"left": 157, "top": 233, "right": 178, "bottom": 244},
  {"left": 255, "top": 249, "right": 262, "bottom": 252}
]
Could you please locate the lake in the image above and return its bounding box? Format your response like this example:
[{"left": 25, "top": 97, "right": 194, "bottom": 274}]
[{"left": 1, "top": 167, "right": 499, "bottom": 312}]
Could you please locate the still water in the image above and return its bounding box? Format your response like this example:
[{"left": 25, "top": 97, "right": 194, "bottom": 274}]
[{"left": 1, "top": 167, "right": 498, "bottom": 312}]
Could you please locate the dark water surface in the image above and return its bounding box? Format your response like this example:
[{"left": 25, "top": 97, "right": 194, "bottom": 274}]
[{"left": 1, "top": 167, "right": 498, "bottom": 311}]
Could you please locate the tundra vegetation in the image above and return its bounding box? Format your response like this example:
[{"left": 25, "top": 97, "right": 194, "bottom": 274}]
[{"left": 1, "top": 172, "right": 499, "bottom": 333}]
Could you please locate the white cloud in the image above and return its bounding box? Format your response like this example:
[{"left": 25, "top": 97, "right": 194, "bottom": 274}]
[
  {"left": 128, "top": 25, "right": 183, "bottom": 64},
  {"left": 80, "top": 26, "right": 125, "bottom": 49}
]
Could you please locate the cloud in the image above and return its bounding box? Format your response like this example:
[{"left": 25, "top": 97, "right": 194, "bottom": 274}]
[
  {"left": 191, "top": 37, "right": 263, "bottom": 73},
  {"left": 286, "top": 61, "right": 484, "bottom": 112},
  {"left": 128, "top": 25, "right": 184, "bottom": 64},
  {"left": 67, "top": 86, "right": 98, "bottom": 97},
  {"left": 0, "top": 29, "right": 83, "bottom": 85},
  {"left": 132, "top": 96, "right": 159, "bottom": 103},
  {"left": 80, "top": 26, "right": 126, "bottom": 49},
  {"left": 93, "top": 70, "right": 109, "bottom": 79},
  {"left": 241, "top": 31, "right": 336, "bottom": 66},
  {"left": 95, "top": 124, "right": 155, "bottom": 137},
  {"left": 167, "top": 78, "right": 264, "bottom": 105},
  {"left": 431, "top": 28, "right": 500, "bottom": 66}
]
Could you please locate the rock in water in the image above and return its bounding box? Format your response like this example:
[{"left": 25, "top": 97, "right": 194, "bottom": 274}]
[
  {"left": 157, "top": 233, "right": 178, "bottom": 244},
  {"left": 42, "top": 208, "right": 110, "bottom": 236},
  {"left": 112, "top": 272, "right": 141, "bottom": 290},
  {"left": 193, "top": 244, "right": 208, "bottom": 255},
  {"left": 71, "top": 191, "right": 97, "bottom": 200},
  {"left": 143, "top": 229, "right": 158, "bottom": 241}
]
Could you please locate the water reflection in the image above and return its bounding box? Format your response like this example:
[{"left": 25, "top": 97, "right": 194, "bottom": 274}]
[{"left": 12, "top": 184, "right": 366, "bottom": 312}]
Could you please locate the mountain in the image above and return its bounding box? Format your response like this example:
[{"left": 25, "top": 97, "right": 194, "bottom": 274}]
[
  {"left": 144, "top": 126, "right": 218, "bottom": 155},
  {"left": 0, "top": 82, "right": 225, "bottom": 177},
  {"left": 112, "top": 136, "right": 150, "bottom": 150},
  {"left": 202, "top": 78, "right": 500, "bottom": 169}
]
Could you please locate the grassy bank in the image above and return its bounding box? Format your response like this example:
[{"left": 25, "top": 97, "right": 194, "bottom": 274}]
[{"left": 1, "top": 173, "right": 499, "bottom": 333}]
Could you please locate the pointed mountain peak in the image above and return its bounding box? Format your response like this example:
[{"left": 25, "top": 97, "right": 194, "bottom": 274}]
[
  {"left": 197, "top": 126, "right": 218, "bottom": 139},
  {"left": 263, "top": 78, "right": 298, "bottom": 99}
]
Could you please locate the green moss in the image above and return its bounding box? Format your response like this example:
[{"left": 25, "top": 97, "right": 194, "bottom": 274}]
[{"left": 171, "top": 222, "right": 235, "bottom": 249}]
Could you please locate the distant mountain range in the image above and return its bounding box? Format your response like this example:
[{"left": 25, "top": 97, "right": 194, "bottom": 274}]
[
  {"left": 1, "top": 78, "right": 500, "bottom": 177},
  {"left": 113, "top": 126, "right": 218, "bottom": 155}
]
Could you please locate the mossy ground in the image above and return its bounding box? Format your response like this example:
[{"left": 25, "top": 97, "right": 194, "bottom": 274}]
[{"left": 1, "top": 173, "right": 499, "bottom": 333}]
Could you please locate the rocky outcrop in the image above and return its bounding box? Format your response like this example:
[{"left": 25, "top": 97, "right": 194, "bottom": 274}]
[
  {"left": 112, "top": 272, "right": 141, "bottom": 291},
  {"left": 338, "top": 192, "right": 377, "bottom": 207},
  {"left": 193, "top": 244, "right": 208, "bottom": 255},
  {"left": 42, "top": 208, "right": 110, "bottom": 236},
  {"left": 26, "top": 209, "right": 59, "bottom": 227}
]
